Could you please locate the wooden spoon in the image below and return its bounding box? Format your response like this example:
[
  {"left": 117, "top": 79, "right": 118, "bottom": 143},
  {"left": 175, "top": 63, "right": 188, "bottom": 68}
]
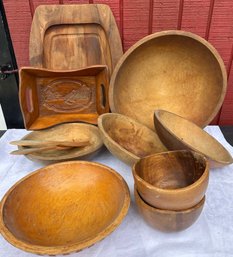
[
  {"left": 10, "top": 140, "right": 90, "bottom": 148},
  {"left": 10, "top": 145, "right": 73, "bottom": 155}
]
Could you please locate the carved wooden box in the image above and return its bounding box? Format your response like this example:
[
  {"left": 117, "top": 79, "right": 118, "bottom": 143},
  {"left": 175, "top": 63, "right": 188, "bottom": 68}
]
[{"left": 19, "top": 65, "right": 109, "bottom": 130}]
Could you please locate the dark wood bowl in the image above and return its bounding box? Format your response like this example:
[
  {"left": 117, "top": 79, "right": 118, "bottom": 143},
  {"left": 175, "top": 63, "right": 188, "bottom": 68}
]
[
  {"left": 133, "top": 150, "right": 209, "bottom": 210},
  {"left": 154, "top": 109, "right": 233, "bottom": 168},
  {"left": 134, "top": 187, "right": 205, "bottom": 232},
  {"left": 98, "top": 113, "right": 167, "bottom": 165},
  {"left": 110, "top": 30, "right": 227, "bottom": 130},
  {"left": 0, "top": 161, "right": 130, "bottom": 255}
]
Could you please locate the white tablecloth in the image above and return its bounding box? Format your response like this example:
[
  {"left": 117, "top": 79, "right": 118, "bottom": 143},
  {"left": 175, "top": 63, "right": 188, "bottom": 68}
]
[{"left": 0, "top": 126, "right": 233, "bottom": 257}]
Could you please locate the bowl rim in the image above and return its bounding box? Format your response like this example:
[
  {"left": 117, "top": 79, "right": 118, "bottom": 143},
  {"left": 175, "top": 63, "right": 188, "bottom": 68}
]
[
  {"left": 154, "top": 109, "right": 233, "bottom": 165},
  {"left": 134, "top": 187, "right": 205, "bottom": 214},
  {"left": 0, "top": 160, "right": 130, "bottom": 255},
  {"left": 109, "top": 30, "right": 227, "bottom": 128},
  {"left": 132, "top": 149, "right": 209, "bottom": 193},
  {"left": 19, "top": 123, "right": 103, "bottom": 161},
  {"left": 98, "top": 113, "right": 161, "bottom": 161}
]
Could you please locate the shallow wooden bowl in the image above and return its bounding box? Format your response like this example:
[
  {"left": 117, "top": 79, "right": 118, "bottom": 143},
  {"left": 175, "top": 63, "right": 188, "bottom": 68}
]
[
  {"left": 19, "top": 123, "right": 103, "bottom": 162},
  {"left": 110, "top": 30, "right": 227, "bottom": 130},
  {"left": 154, "top": 110, "right": 233, "bottom": 168},
  {"left": 0, "top": 161, "right": 130, "bottom": 255},
  {"left": 98, "top": 113, "right": 167, "bottom": 165},
  {"left": 134, "top": 187, "right": 205, "bottom": 232},
  {"left": 133, "top": 150, "right": 209, "bottom": 210}
]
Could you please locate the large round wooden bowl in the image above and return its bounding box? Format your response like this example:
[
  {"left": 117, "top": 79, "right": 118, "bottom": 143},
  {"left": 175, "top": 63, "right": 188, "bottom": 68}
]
[
  {"left": 98, "top": 113, "right": 167, "bottom": 165},
  {"left": 134, "top": 187, "right": 205, "bottom": 232},
  {"left": 19, "top": 123, "right": 103, "bottom": 162},
  {"left": 0, "top": 161, "right": 130, "bottom": 255},
  {"left": 133, "top": 150, "right": 209, "bottom": 210},
  {"left": 154, "top": 110, "right": 233, "bottom": 168},
  {"left": 110, "top": 30, "right": 227, "bottom": 130}
]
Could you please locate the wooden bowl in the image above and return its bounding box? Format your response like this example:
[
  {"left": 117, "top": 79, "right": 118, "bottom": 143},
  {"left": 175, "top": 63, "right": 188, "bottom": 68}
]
[
  {"left": 133, "top": 150, "right": 209, "bottom": 210},
  {"left": 154, "top": 110, "right": 233, "bottom": 168},
  {"left": 98, "top": 113, "right": 167, "bottom": 165},
  {"left": 110, "top": 30, "right": 227, "bottom": 130},
  {"left": 0, "top": 161, "right": 130, "bottom": 255},
  {"left": 19, "top": 123, "right": 103, "bottom": 162},
  {"left": 134, "top": 187, "right": 205, "bottom": 232}
]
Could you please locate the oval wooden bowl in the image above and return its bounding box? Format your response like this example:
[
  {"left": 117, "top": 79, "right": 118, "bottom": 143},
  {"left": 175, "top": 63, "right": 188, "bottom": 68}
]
[
  {"left": 154, "top": 110, "right": 233, "bottom": 168},
  {"left": 98, "top": 113, "right": 167, "bottom": 165},
  {"left": 18, "top": 123, "right": 103, "bottom": 162},
  {"left": 110, "top": 30, "right": 227, "bottom": 130},
  {"left": 133, "top": 150, "right": 209, "bottom": 210},
  {"left": 134, "top": 187, "right": 205, "bottom": 232},
  {"left": 0, "top": 161, "right": 130, "bottom": 255}
]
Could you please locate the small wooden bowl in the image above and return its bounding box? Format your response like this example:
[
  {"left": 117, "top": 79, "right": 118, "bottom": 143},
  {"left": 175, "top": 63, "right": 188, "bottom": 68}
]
[
  {"left": 0, "top": 161, "right": 130, "bottom": 255},
  {"left": 154, "top": 110, "right": 233, "bottom": 168},
  {"left": 18, "top": 123, "right": 103, "bottom": 162},
  {"left": 98, "top": 113, "right": 167, "bottom": 165},
  {"left": 133, "top": 150, "right": 209, "bottom": 210},
  {"left": 134, "top": 187, "right": 205, "bottom": 232}
]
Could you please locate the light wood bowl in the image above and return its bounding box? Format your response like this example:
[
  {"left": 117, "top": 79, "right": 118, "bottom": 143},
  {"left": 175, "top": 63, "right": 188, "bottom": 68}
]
[
  {"left": 134, "top": 187, "right": 205, "bottom": 232},
  {"left": 154, "top": 110, "right": 233, "bottom": 168},
  {"left": 18, "top": 123, "right": 103, "bottom": 162},
  {"left": 0, "top": 161, "right": 130, "bottom": 255},
  {"left": 98, "top": 113, "right": 167, "bottom": 165},
  {"left": 133, "top": 150, "right": 209, "bottom": 210},
  {"left": 110, "top": 30, "right": 227, "bottom": 130}
]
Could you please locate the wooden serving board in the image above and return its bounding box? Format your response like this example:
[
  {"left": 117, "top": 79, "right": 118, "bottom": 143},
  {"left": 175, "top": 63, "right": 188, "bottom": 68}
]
[
  {"left": 29, "top": 4, "right": 123, "bottom": 75},
  {"left": 19, "top": 65, "right": 109, "bottom": 130}
]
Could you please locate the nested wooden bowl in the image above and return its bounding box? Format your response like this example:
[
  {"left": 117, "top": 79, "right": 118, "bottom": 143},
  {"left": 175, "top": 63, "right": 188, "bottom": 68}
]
[
  {"left": 133, "top": 150, "right": 209, "bottom": 210},
  {"left": 0, "top": 161, "right": 130, "bottom": 255},
  {"left": 18, "top": 123, "right": 103, "bottom": 162},
  {"left": 154, "top": 110, "right": 233, "bottom": 168},
  {"left": 110, "top": 30, "right": 227, "bottom": 130},
  {"left": 134, "top": 187, "right": 205, "bottom": 232},
  {"left": 98, "top": 113, "right": 167, "bottom": 165}
]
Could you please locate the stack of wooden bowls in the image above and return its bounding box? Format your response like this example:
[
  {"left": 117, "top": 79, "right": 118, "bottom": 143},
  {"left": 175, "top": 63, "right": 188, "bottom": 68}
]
[{"left": 132, "top": 150, "right": 209, "bottom": 232}]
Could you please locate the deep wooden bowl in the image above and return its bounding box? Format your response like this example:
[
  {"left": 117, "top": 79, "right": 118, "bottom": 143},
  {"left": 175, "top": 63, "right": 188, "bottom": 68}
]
[
  {"left": 0, "top": 161, "right": 130, "bottom": 255},
  {"left": 110, "top": 30, "right": 227, "bottom": 130},
  {"left": 154, "top": 110, "right": 233, "bottom": 168},
  {"left": 19, "top": 123, "right": 103, "bottom": 162},
  {"left": 134, "top": 187, "right": 205, "bottom": 232},
  {"left": 133, "top": 150, "right": 209, "bottom": 210},
  {"left": 98, "top": 113, "right": 167, "bottom": 165}
]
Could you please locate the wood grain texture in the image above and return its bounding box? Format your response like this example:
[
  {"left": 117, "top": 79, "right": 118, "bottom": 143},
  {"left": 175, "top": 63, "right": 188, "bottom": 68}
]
[
  {"left": 181, "top": 0, "right": 211, "bottom": 38},
  {"left": 152, "top": 0, "right": 180, "bottom": 32},
  {"left": 98, "top": 113, "right": 167, "bottom": 165},
  {"left": 29, "top": 4, "right": 122, "bottom": 75},
  {"left": 3, "top": 0, "right": 233, "bottom": 124},
  {"left": 154, "top": 110, "right": 233, "bottom": 168},
  {"left": 16, "top": 123, "right": 103, "bottom": 162},
  {"left": 19, "top": 66, "right": 109, "bottom": 130},
  {"left": 123, "top": 0, "right": 150, "bottom": 51},
  {"left": 3, "top": 0, "right": 32, "bottom": 67},
  {"left": 0, "top": 161, "right": 130, "bottom": 255},
  {"left": 219, "top": 56, "right": 233, "bottom": 124},
  {"left": 110, "top": 31, "right": 227, "bottom": 129},
  {"left": 134, "top": 187, "right": 205, "bottom": 232},
  {"left": 133, "top": 150, "right": 209, "bottom": 210}
]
